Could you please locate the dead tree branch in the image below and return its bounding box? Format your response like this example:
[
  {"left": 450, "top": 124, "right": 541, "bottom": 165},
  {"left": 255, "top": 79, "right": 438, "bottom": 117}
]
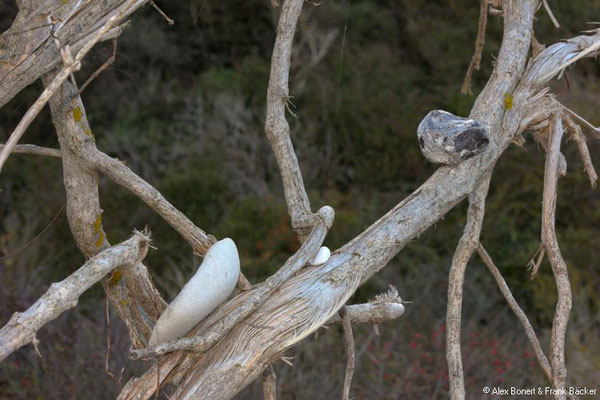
[
  {"left": 262, "top": 365, "right": 277, "bottom": 400},
  {"left": 461, "top": 0, "right": 489, "bottom": 95},
  {"left": 340, "top": 310, "right": 355, "bottom": 400},
  {"left": 542, "top": 114, "right": 572, "bottom": 399},
  {"left": 0, "top": 0, "right": 147, "bottom": 173},
  {"left": 446, "top": 177, "right": 490, "bottom": 400},
  {"left": 0, "top": 232, "right": 150, "bottom": 363},
  {"left": 265, "top": 0, "right": 316, "bottom": 240},
  {"left": 476, "top": 244, "right": 552, "bottom": 382},
  {"left": 0, "top": 144, "right": 61, "bottom": 158}
]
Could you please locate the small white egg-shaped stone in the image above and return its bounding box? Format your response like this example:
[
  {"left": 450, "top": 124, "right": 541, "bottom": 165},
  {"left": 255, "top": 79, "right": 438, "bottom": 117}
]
[
  {"left": 148, "top": 238, "right": 240, "bottom": 346},
  {"left": 389, "top": 303, "right": 405, "bottom": 318},
  {"left": 310, "top": 246, "right": 331, "bottom": 266}
]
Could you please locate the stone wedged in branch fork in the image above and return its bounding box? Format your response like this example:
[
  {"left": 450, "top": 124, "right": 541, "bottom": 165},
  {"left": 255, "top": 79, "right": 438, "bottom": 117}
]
[
  {"left": 0, "top": 0, "right": 148, "bottom": 109},
  {"left": 0, "top": 232, "right": 150, "bottom": 363},
  {"left": 417, "top": 110, "right": 489, "bottom": 165},
  {"left": 127, "top": 205, "right": 334, "bottom": 361}
]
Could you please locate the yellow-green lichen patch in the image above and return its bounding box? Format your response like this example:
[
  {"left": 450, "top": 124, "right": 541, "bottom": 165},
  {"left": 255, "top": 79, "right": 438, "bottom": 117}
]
[
  {"left": 73, "top": 106, "right": 83, "bottom": 122},
  {"left": 95, "top": 231, "right": 105, "bottom": 248},
  {"left": 503, "top": 92, "right": 513, "bottom": 110},
  {"left": 81, "top": 124, "right": 93, "bottom": 137},
  {"left": 108, "top": 269, "right": 123, "bottom": 287},
  {"left": 119, "top": 299, "right": 128, "bottom": 306},
  {"left": 93, "top": 213, "right": 102, "bottom": 234}
]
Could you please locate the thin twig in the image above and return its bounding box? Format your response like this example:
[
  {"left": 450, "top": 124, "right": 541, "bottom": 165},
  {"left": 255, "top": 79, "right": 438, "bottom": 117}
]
[
  {"left": 527, "top": 245, "right": 546, "bottom": 280},
  {"left": 0, "top": 204, "right": 66, "bottom": 261},
  {"left": 541, "top": 114, "right": 572, "bottom": 399},
  {"left": 150, "top": 1, "right": 174, "bottom": 25},
  {"left": 0, "top": 144, "right": 61, "bottom": 158},
  {"left": 561, "top": 105, "right": 600, "bottom": 139},
  {"left": 341, "top": 310, "right": 355, "bottom": 400},
  {"left": 78, "top": 38, "right": 118, "bottom": 94},
  {"left": 542, "top": 0, "right": 560, "bottom": 29},
  {"left": 0, "top": 0, "right": 147, "bottom": 173},
  {"left": 477, "top": 244, "right": 553, "bottom": 382},
  {"left": 462, "top": 0, "right": 489, "bottom": 95},
  {"left": 563, "top": 115, "right": 597, "bottom": 187}
]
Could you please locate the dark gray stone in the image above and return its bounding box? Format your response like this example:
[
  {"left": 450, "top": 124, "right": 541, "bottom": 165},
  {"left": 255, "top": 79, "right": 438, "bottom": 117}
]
[{"left": 417, "top": 110, "right": 489, "bottom": 165}]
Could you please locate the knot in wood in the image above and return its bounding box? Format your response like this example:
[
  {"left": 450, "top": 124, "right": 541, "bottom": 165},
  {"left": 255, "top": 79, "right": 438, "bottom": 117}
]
[{"left": 417, "top": 110, "right": 489, "bottom": 165}]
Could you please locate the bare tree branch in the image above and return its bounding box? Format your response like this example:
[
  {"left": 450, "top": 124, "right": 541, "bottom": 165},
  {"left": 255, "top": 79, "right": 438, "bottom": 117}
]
[
  {"left": 265, "top": 0, "right": 316, "bottom": 240},
  {"left": 341, "top": 309, "right": 355, "bottom": 400},
  {"left": 0, "top": 0, "right": 148, "bottom": 173},
  {"left": 461, "top": 0, "right": 489, "bottom": 95},
  {"left": 262, "top": 365, "right": 277, "bottom": 400},
  {"left": 0, "top": 144, "right": 61, "bottom": 158},
  {"left": 542, "top": 114, "right": 572, "bottom": 399},
  {"left": 563, "top": 115, "right": 597, "bottom": 187},
  {"left": 78, "top": 146, "right": 217, "bottom": 256},
  {"left": 476, "top": 244, "right": 553, "bottom": 382},
  {"left": 0, "top": 232, "right": 150, "bottom": 363},
  {"left": 446, "top": 177, "right": 490, "bottom": 400}
]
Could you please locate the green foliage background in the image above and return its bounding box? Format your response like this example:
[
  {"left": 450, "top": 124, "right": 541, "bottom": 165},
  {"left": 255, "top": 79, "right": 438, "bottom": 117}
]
[{"left": 0, "top": 1, "right": 599, "bottom": 398}]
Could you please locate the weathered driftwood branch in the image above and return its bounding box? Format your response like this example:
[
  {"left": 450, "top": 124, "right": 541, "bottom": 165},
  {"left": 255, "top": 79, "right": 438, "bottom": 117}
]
[
  {"left": 0, "top": 232, "right": 149, "bottom": 363},
  {"left": 542, "top": 114, "right": 572, "bottom": 400},
  {"left": 563, "top": 115, "right": 597, "bottom": 187},
  {"left": 0, "top": 0, "right": 147, "bottom": 108},
  {"left": 265, "top": 0, "right": 316, "bottom": 240},
  {"left": 476, "top": 244, "right": 553, "bottom": 382},
  {"left": 446, "top": 177, "right": 490, "bottom": 400},
  {"left": 461, "top": 0, "right": 489, "bottom": 95},
  {"left": 79, "top": 146, "right": 216, "bottom": 255},
  {"left": 341, "top": 310, "right": 355, "bottom": 400},
  {"left": 0, "top": 0, "right": 148, "bottom": 173},
  {"left": 43, "top": 73, "right": 166, "bottom": 348},
  {"left": 0, "top": 144, "right": 61, "bottom": 158},
  {"left": 262, "top": 365, "right": 277, "bottom": 400},
  {"left": 326, "top": 293, "right": 405, "bottom": 326}
]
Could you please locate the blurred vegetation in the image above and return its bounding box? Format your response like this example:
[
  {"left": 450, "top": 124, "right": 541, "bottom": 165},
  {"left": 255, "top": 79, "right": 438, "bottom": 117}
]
[{"left": 1, "top": 0, "right": 599, "bottom": 398}]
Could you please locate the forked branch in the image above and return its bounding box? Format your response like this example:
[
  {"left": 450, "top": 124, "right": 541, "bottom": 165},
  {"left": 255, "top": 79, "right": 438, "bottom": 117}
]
[
  {"left": 265, "top": 0, "right": 316, "bottom": 240},
  {"left": 541, "top": 114, "right": 572, "bottom": 399},
  {"left": 446, "top": 177, "right": 490, "bottom": 400}
]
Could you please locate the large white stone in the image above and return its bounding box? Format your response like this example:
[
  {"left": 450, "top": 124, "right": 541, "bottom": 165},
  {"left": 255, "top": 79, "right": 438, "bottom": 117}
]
[{"left": 148, "top": 238, "right": 240, "bottom": 346}]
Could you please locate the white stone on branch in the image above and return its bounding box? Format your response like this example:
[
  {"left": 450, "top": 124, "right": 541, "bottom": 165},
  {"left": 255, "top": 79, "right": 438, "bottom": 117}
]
[
  {"left": 310, "top": 246, "right": 331, "bottom": 266},
  {"left": 148, "top": 238, "right": 240, "bottom": 346}
]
